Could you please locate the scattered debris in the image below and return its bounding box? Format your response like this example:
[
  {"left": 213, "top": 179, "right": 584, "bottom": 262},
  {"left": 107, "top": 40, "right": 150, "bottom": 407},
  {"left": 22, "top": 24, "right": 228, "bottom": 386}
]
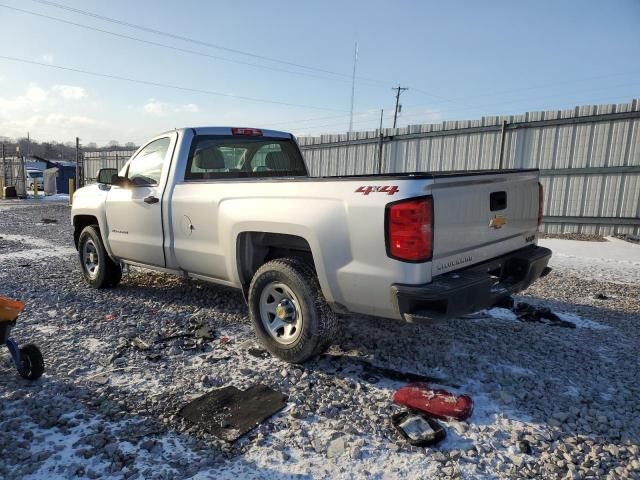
[
  {"left": 105, "top": 313, "right": 116, "bottom": 321},
  {"left": 393, "top": 383, "right": 473, "bottom": 421},
  {"left": 194, "top": 324, "right": 214, "bottom": 339},
  {"left": 494, "top": 295, "right": 515, "bottom": 310},
  {"left": 130, "top": 337, "right": 151, "bottom": 351},
  {"left": 519, "top": 439, "right": 533, "bottom": 455},
  {"left": 84, "top": 366, "right": 142, "bottom": 380},
  {"left": 391, "top": 411, "right": 446, "bottom": 447},
  {"left": 513, "top": 302, "right": 576, "bottom": 328},
  {"left": 322, "top": 354, "right": 452, "bottom": 386},
  {"left": 179, "top": 384, "right": 288, "bottom": 442},
  {"left": 593, "top": 292, "right": 610, "bottom": 300},
  {"left": 248, "top": 347, "right": 270, "bottom": 359},
  {"left": 154, "top": 332, "right": 193, "bottom": 343},
  {"left": 219, "top": 336, "right": 232, "bottom": 345}
]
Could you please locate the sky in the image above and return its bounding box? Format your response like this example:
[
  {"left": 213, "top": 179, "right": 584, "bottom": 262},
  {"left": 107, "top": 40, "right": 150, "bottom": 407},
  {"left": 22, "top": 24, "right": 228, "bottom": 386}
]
[{"left": 0, "top": 0, "right": 638, "bottom": 146}]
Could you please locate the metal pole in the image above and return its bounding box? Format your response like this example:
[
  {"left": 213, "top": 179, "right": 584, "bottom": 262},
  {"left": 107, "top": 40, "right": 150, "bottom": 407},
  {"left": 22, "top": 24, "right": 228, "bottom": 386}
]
[
  {"left": 392, "top": 85, "right": 408, "bottom": 129},
  {"left": 498, "top": 120, "right": 507, "bottom": 169},
  {"left": 378, "top": 109, "right": 384, "bottom": 174},
  {"left": 0, "top": 143, "right": 4, "bottom": 199},
  {"left": 75, "top": 137, "right": 81, "bottom": 188},
  {"left": 1, "top": 142, "right": 5, "bottom": 189},
  {"left": 348, "top": 42, "right": 358, "bottom": 133}
]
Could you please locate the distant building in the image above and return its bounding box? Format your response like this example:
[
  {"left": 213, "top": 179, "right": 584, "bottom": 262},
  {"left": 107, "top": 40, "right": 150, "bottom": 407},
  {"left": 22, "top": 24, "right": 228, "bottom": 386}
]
[{"left": 31, "top": 155, "right": 77, "bottom": 194}]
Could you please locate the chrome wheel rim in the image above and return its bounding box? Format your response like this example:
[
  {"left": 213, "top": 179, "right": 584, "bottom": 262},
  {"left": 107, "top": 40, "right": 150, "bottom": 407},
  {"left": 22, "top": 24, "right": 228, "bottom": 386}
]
[
  {"left": 82, "top": 239, "right": 100, "bottom": 280},
  {"left": 259, "top": 282, "right": 303, "bottom": 345}
]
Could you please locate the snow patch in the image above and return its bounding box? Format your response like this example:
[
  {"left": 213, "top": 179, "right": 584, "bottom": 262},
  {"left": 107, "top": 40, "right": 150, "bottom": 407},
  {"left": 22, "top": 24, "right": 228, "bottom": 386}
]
[
  {"left": 538, "top": 237, "right": 640, "bottom": 285},
  {"left": 0, "top": 234, "right": 75, "bottom": 262},
  {"left": 555, "top": 311, "right": 609, "bottom": 330},
  {"left": 485, "top": 307, "right": 518, "bottom": 321}
]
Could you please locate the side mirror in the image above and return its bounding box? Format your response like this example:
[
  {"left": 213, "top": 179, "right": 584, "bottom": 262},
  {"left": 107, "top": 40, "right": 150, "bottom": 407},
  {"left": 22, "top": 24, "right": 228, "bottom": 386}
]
[
  {"left": 111, "top": 175, "right": 129, "bottom": 188},
  {"left": 97, "top": 168, "right": 118, "bottom": 185}
]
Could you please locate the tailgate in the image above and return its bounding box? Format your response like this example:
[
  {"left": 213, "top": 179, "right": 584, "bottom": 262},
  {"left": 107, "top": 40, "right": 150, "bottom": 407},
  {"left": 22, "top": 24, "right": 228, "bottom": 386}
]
[{"left": 430, "top": 170, "right": 540, "bottom": 276}]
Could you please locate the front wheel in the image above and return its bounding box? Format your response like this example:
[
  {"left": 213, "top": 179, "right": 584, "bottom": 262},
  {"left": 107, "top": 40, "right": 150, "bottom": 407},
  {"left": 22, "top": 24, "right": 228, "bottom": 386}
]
[
  {"left": 18, "top": 344, "right": 44, "bottom": 380},
  {"left": 78, "top": 225, "right": 122, "bottom": 288},
  {"left": 248, "top": 258, "right": 337, "bottom": 363}
]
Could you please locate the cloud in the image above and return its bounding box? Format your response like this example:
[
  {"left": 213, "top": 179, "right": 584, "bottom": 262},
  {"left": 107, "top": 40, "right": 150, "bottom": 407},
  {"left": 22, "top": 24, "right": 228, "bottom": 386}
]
[
  {"left": 0, "top": 84, "right": 99, "bottom": 140},
  {"left": 53, "top": 85, "right": 87, "bottom": 100},
  {"left": 176, "top": 103, "right": 199, "bottom": 113},
  {"left": 143, "top": 100, "right": 200, "bottom": 115},
  {"left": 143, "top": 99, "right": 168, "bottom": 115},
  {"left": 0, "top": 85, "right": 49, "bottom": 111},
  {"left": 39, "top": 53, "right": 54, "bottom": 64}
]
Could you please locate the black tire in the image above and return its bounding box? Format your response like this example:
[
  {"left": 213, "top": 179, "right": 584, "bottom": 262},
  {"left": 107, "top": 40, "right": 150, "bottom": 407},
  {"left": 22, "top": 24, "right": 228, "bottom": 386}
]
[
  {"left": 18, "top": 344, "right": 44, "bottom": 380},
  {"left": 248, "top": 258, "right": 337, "bottom": 363},
  {"left": 78, "top": 225, "right": 122, "bottom": 289}
]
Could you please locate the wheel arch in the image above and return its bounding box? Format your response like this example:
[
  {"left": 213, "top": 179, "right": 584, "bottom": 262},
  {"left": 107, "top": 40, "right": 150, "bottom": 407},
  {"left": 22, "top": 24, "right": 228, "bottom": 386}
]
[
  {"left": 236, "top": 231, "right": 325, "bottom": 300},
  {"left": 73, "top": 214, "right": 100, "bottom": 249}
]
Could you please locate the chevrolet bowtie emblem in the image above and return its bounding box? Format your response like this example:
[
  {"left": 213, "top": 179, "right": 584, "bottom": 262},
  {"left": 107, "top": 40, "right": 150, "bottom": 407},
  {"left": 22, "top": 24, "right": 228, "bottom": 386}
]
[{"left": 489, "top": 215, "right": 507, "bottom": 229}]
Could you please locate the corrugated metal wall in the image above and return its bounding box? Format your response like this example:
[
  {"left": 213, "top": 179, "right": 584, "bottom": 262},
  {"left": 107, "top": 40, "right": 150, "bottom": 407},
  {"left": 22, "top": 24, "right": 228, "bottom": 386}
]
[{"left": 298, "top": 99, "right": 640, "bottom": 235}]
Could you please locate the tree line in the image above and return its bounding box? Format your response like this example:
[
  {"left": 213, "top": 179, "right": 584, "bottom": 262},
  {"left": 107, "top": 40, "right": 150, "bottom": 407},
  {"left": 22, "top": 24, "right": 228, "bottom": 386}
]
[{"left": 0, "top": 136, "right": 139, "bottom": 159}]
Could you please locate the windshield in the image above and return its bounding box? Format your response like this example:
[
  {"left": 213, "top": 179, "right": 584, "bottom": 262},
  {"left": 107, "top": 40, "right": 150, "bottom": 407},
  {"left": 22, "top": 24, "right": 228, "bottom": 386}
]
[{"left": 28, "top": 171, "right": 43, "bottom": 178}]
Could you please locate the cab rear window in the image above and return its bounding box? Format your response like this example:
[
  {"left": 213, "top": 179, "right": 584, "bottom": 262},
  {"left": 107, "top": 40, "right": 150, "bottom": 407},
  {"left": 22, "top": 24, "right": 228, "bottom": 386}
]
[{"left": 185, "top": 136, "right": 307, "bottom": 180}]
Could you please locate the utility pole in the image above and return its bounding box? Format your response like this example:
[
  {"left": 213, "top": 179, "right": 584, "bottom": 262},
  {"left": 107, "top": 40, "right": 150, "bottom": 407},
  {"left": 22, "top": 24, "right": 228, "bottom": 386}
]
[
  {"left": 377, "top": 109, "right": 384, "bottom": 174},
  {"left": 75, "top": 137, "right": 81, "bottom": 188},
  {"left": 392, "top": 85, "right": 408, "bottom": 129},
  {"left": 348, "top": 42, "right": 358, "bottom": 132}
]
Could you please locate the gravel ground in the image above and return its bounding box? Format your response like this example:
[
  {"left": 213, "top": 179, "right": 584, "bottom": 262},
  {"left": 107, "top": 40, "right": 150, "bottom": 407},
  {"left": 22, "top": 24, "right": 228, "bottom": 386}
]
[{"left": 0, "top": 200, "right": 639, "bottom": 479}]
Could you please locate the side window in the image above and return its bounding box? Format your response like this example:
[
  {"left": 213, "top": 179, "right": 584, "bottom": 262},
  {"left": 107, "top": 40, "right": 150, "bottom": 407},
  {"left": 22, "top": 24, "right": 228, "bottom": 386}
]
[{"left": 127, "top": 137, "right": 171, "bottom": 186}]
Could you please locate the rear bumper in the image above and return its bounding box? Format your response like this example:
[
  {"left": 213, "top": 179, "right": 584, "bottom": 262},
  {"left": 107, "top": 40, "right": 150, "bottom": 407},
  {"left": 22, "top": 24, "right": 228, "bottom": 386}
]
[{"left": 391, "top": 245, "right": 552, "bottom": 322}]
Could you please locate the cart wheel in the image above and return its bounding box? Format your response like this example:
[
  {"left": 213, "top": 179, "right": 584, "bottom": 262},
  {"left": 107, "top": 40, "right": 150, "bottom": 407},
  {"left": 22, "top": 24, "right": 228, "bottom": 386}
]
[{"left": 18, "top": 344, "right": 44, "bottom": 380}]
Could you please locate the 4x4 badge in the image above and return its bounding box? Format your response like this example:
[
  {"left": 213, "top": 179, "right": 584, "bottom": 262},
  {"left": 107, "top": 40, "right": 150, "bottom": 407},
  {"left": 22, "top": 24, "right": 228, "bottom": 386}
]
[{"left": 355, "top": 185, "right": 399, "bottom": 196}]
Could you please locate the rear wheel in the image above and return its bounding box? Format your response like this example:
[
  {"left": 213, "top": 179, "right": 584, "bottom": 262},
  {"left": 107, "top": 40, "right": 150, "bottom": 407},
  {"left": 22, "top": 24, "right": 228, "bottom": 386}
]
[
  {"left": 248, "top": 258, "right": 336, "bottom": 363},
  {"left": 17, "top": 344, "right": 44, "bottom": 380},
  {"left": 78, "top": 225, "right": 122, "bottom": 288}
]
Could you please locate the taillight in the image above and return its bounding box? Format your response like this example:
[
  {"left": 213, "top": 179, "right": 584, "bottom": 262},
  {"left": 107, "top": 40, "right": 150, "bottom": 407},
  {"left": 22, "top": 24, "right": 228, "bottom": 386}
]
[
  {"left": 385, "top": 196, "right": 433, "bottom": 262},
  {"left": 537, "top": 182, "right": 544, "bottom": 227},
  {"left": 232, "top": 127, "right": 263, "bottom": 136}
]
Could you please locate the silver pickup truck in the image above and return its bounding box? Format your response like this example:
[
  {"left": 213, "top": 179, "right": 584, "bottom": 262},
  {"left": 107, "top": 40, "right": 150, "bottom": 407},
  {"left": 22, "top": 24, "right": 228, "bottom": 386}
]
[{"left": 71, "top": 127, "right": 551, "bottom": 362}]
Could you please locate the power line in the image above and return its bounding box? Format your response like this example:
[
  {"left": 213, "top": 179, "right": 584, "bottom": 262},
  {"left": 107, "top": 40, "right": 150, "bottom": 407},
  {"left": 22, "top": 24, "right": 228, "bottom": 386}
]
[
  {"left": 0, "top": 55, "right": 348, "bottom": 112},
  {"left": 293, "top": 89, "right": 640, "bottom": 133},
  {"left": 31, "top": 0, "right": 640, "bottom": 120},
  {"left": 409, "top": 70, "right": 640, "bottom": 108},
  {"left": 0, "top": 3, "right": 385, "bottom": 88},
  {"left": 31, "top": 0, "right": 391, "bottom": 87},
  {"left": 27, "top": 1, "right": 504, "bottom": 108}
]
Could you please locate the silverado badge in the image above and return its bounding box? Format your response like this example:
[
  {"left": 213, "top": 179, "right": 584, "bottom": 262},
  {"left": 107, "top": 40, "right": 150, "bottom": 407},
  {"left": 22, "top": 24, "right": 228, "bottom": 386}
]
[{"left": 489, "top": 215, "right": 507, "bottom": 229}]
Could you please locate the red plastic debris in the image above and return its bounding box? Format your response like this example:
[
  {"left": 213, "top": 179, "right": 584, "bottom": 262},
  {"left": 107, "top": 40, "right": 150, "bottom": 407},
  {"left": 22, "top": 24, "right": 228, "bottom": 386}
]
[
  {"left": 219, "top": 336, "right": 231, "bottom": 345},
  {"left": 393, "top": 383, "right": 473, "bottom": 421},
  {"left": 105, "top": 313, "right": 116, "bottom": 321}
]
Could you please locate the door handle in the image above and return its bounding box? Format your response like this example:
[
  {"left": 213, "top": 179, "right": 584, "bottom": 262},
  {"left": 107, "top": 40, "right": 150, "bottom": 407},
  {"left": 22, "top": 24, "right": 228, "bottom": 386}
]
[{"left": 144, "top": 195, "right": 159, "bottom": 204}]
